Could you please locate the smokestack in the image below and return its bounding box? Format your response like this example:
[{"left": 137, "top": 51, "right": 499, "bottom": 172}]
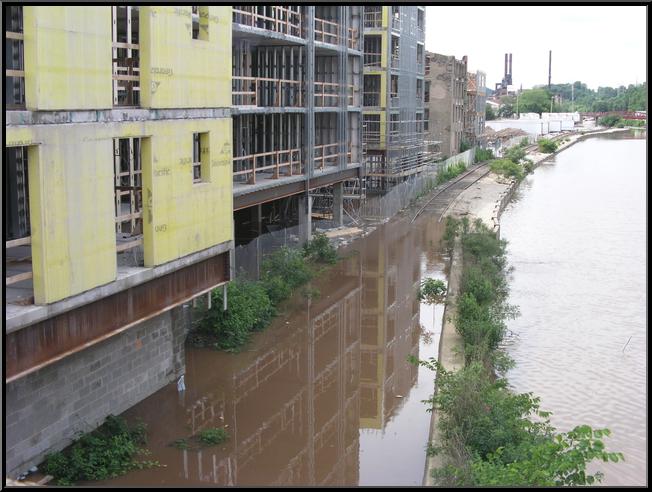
[
  {"left": 504, "top": 53, "right": 508, "bottom": 78},
  {"left": 508, "top": 53, "right": 512, "bottom": 85},
  {"left": 548, "top": 50, "right": 552, "bottom": 88}
]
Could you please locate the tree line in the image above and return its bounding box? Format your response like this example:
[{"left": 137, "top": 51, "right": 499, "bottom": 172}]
[{"left": 487, "top": 81, "right": 646, "bottom": 118}]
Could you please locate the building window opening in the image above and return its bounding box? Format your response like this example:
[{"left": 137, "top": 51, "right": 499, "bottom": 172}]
[
  {"left": 5, "top": 146, "right": 33, "bottom": 299},
  {"left": 112, "top": 6, "right": 140, "bottom": 107},
  {"left": 114, "top": 138, "right": 143, "bottom": 264},
  {"left": 5, "top": 5, "right": 25, "bottom": 109}
]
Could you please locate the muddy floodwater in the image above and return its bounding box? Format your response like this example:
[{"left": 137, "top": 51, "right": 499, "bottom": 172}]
[
  {"left": 97, "top": 213, "right": 450, "bottom": 486},
  {"left": 500, "top": 131, "right": 646, "bottom": 486}
]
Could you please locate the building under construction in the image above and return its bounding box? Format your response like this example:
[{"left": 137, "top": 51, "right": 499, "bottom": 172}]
[
  {"left": 4, "top": 5, "right": 364, "bottom": 477},
  {"left": 231, "top": 6, "right": 364, "bottom": 240},
  {"left": 362, "top": 5, "right": 426, "bottom": 193}
]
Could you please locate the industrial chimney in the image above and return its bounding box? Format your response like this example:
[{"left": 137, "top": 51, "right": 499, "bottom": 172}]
[
  {"left": 548, "top": 50, "right": 552, "bottom": 88},
  {"left": 508, "top": 53, "right": 512, "bottom": 85}
]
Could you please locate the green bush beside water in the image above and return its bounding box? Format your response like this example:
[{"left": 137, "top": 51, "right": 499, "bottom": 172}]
[
  {"left": 489, "top": 159, "right": 525, "bottom": 181},
  {"left": 538, "top": 138, "right": 558, "bottom": 153},
  {"left": 42, "top": 415, "right": 159, "bottom": 486},
  {"left": 414, "top": 219, "right": 623, "bottom": 486},
  {"left": 190, "top": 232, "right": 339, "bottom": 352}
]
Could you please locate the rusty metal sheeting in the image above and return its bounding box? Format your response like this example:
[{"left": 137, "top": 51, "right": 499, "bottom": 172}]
[{"left": 5, "top": 252, "right": 229, "bottom": 382}]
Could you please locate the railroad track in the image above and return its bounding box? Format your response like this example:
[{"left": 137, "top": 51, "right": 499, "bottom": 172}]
[{"left": 410, "top": 163, "right": 491, "bottom": 223}]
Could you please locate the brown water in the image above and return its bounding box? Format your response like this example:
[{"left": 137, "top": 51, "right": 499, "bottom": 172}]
[
  {"left": 96, "top": 213, "right": 450, "bottom": 486},
  {"left": 500, "top": 131, "right": 647, "bottom": 486}
]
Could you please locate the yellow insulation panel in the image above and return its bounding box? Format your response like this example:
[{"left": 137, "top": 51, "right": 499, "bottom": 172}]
[
  {"left": 140, "top": 6, "right": 232, "bottom": 109},
  {"left": 5, "top": 118, "right": 233, "bottom": 304},
  {"left": 6, "top": 126, "right": 116, "bottom": 304},
  {"left": 23, "top": 6, "right": 113, "bottom": 110},
  {"left": 141, "top": 119, "right": 233, "bottom": 266}
]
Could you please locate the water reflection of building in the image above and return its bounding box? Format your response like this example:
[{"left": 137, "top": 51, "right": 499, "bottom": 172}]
[
  {"left": 172, "top": 254, "right": 362, "bottom": 486},
  {"left": 359, "top": 220, "right": 421, "bottom": 429}
]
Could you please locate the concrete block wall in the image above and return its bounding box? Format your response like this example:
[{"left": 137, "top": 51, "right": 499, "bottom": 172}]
[{"left": 5, "top": 305, "right": 190, "bottom": 478}]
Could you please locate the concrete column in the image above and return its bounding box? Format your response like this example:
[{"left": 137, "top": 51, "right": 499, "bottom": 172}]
[
  {"left": 250, "top": 203, "right": 263, "bottom": 236},
  {"left": 333, "top": 182, "right": 344, "bottom": 227},
  {"left": 299, "top": 194, "right": 313, "bottom": 242}
]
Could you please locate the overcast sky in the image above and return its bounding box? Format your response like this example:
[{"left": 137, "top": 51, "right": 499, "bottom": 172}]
[{"left": 425, "top": 6, "right": 647, "bottom": 91}]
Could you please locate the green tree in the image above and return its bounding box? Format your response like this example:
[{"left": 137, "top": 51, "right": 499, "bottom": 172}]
[
  {"left": 517, "top": 88, "right": 551, "bottom": 115},
  {"left": 498, "top": 95, "right": 515, "bottom": 118},
  {"left": 486, "top": 103, "right": 497, "bottom": 120}
]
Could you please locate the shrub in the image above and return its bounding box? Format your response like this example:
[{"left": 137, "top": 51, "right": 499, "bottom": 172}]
[
  {"left": 198, "top": 280, "right": 275, "bottom": 351},
  {"left": 519, "top": 137, "right": 530, "bottom": 148},
  {"left": 475, "top": 148, "right": 494, "bottom": 163},
  {"left": 503, "top": 145, "right": 526, "bottom": 164},
  {"left": 418, "top": 278, "right": 447, "bottom": 304},
  {"left": 598, "top": 114, "right": 621, "bottom": 127},
  {"left": 538, "top": 138, "right": 558, "bottom": 153},
  {"left": 412, "top": 219, "right": 623, "bottom": 487},
  {"left": 42, "top": 416, "right": 157, "bottom": 485},
  {"left": 260, "top": 246, "right": 313, "bottom": 305},
  {"left": 489, "top": 159, "right": 525, "bottom": 181},
  {"left": 460, "top": 140, "right": 471, "bottom": 152},
  {"left": 437, "top": 162, "right": 467, "bottom": 185},
  {"left": 303, "top": 232, "right": 338, "bottom": 264},
  {"left": 198, "top": 428, "right": 229, "bottom": 446}
]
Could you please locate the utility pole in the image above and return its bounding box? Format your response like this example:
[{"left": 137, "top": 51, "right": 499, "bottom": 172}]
[
  {"left": 550, "top": 96, "right": 553, "bottom": 113},
  {"left": 572, "top": 83, "right": 574, "bottom": 112}
]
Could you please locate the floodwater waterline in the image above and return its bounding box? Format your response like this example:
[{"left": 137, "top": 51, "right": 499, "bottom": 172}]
[
  {"left": 91, "top": 208, "right": 452, "bottom": 486},
  {"left": 500, "top": 130, "right": 646, "bottom": 486}
]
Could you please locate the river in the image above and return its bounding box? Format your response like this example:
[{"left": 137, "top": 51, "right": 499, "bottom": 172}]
[
  {"left": 500, "top": 130, "right": 647, "bottom": 486},
  {"left": 95, "top": 212, "right": 450, "bottom": 486}
]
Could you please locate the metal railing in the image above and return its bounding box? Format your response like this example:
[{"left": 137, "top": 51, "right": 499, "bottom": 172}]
[
  {"left": 363, "top": 91, "right": 381, "bottom": 107},
  {"left": 314, "top": 82, "right": 356, "bottom": 107},
  {"left": 347, "top": 27, "right": 360, "bottom": 50},
  {"left": 232, "top": 76, "right": 302, "bottom": 107},
  {"left": 363, "top": 10, "right": 382, "bottom": 29},
  {"left": 233, "top": 148, "right": 302, "bottom": 185},
  {"left": 314, "top": 17, "right": 339, "bottom": 45},
  {"left": 363, "top": 52, "right": 382, "bottom": 70},
  {"left": 314, "top": 143, "right": 352, "bottom": 171},
  {"left": 232, "top": 6, "right": 303, "bottom": 38}
]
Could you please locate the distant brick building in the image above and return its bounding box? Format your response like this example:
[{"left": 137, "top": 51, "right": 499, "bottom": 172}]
[
  {"left": 424, "top": 51, "right": 467, "bottom": 158},
  {"left": 465, "top": 71, "right": 487, "bottom": 146}
]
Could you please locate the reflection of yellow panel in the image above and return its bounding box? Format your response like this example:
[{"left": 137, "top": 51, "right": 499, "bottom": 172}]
[
  {"left": 6, "top": 117, "right": 233, "bottom": 304},
  {"left": 140, "top": 6, "right": 231, "bottom": 109},
  {"left": 23, "top": 6, "right": 113, "bottom": 110}
]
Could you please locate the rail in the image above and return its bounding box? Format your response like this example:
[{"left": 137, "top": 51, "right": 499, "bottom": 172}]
[
  {"left": 411, "top": 162, "right": 490, "bottom": 223},
  {"left": 348, "top": 27, "right": 359, "bottom": 50},
  {"left": 363, "top": 91, "right": 381, "bottom": 107},
  {"left": 5, "top": 30, "right": 25, "bottom": 109},
  {"left": 232, "top": 76, "right": 302, "bottom": 107},
  {"left": 232, "top": 6, "right": 302, "bottom": 38},
  {"left": 314, "top": 17, "right": 339, "bottom": 45},
  {"left": 363, "top": 52, "right": 382, "bottom": 70},
  {"left": 314, "top": 143, "right": 351, "bottom": 171},
  {"left": 5, "top": 237, "right": 32, "bottom": 286},
  {"left": 314, "top": 82, "right": 356, "bottom": 107},
  {"left": 363, "top": 10, "right": 382, "bottom": 29},
  {"left": 233, "top": 148, "right": 302, "bottom": 185},
  {"left": 112, "top": 42, "right": 140, "bottom": 107}
]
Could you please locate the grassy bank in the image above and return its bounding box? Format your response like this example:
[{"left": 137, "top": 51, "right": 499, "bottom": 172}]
[
  {"left": 412, "top": 217, "right": 622, "bottom": 486},
  {"left": 188, "top": 232, "right": 339, "bottom": 352}
]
